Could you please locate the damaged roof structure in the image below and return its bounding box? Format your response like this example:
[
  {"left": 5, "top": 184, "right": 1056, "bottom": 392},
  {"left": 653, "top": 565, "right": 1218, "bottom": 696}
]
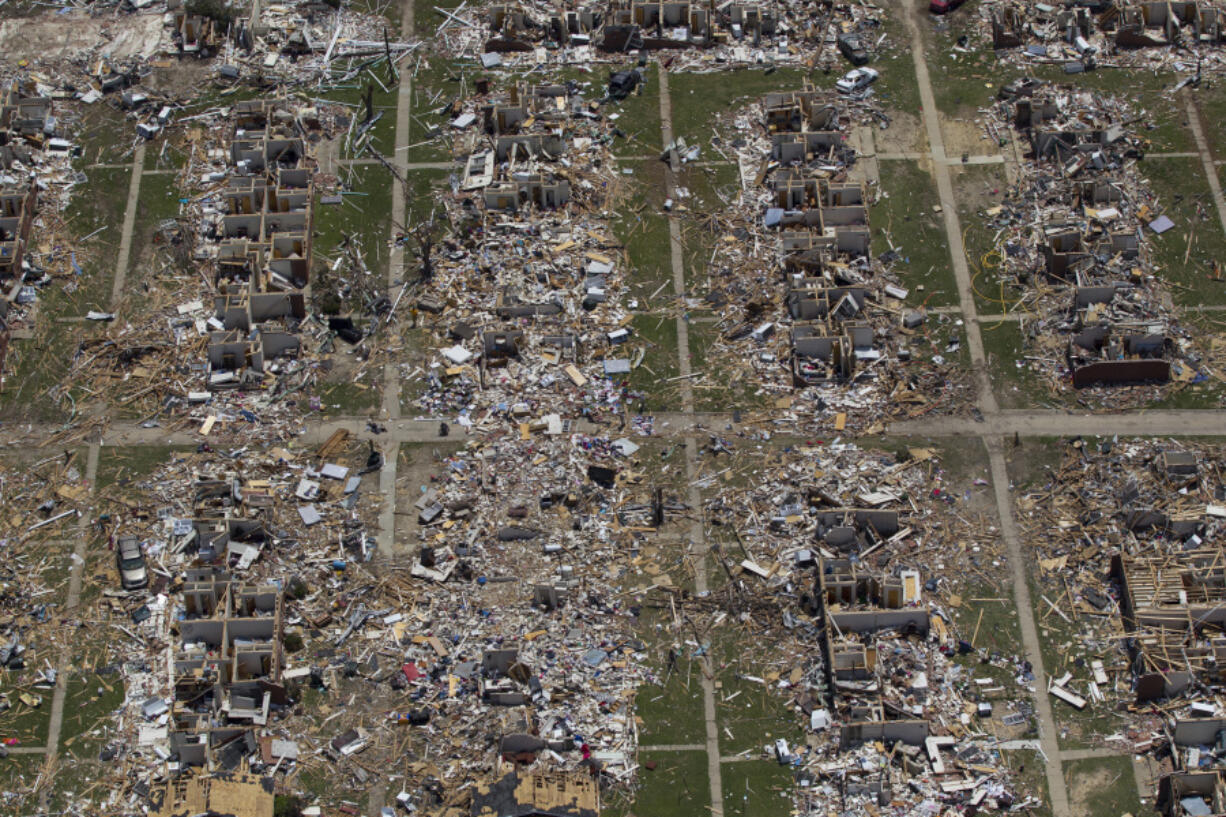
[
  {"left": 456, "top": 0, "right": 890, "bottom": 69},
  {"left": 406, "top": 75, "right": 648, "bottom": 423},
  {"left": 1017, "top": 438, "right": 1226, "bottom": 813},
  {"left": 5, "top": 0, "right": 1226, "bottom": 812},
  {"left": 974, "top": 81, "right": 1207, "bottom": 401},
  {"left": 983, "top": 0, "right": 1226, "bottom": 74},
  {"left": 698, "top": 442, "right": 1034, "bottom": 815},
  {"left": 681, "top": 86, "right": 975, "bottom": 431}
]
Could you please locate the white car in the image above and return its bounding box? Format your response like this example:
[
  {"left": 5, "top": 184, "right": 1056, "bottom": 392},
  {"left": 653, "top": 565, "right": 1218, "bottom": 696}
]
[
  {"left": 836, "top": 67, "right": 879, "bottom": 95},
  {"left": 116, "top": 536, "right": 148, "bottom": 591}
]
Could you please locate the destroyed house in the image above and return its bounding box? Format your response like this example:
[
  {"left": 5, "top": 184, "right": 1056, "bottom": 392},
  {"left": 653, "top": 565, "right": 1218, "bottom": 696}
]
[
  {"left": 600, "top": 0, "right": 783, "bottom": 50},
  {"left": 816, "top": 557, "right": 930, "bottom": 749},
  {"left": 150, "top": 771, "right": 274, "bottom": 817},
  {"left": 1115, "top": 1, "right": 1226, "bottom": 47},
  {"left": 750, "top": 91, "right": 889, "bottom": 389},
  {"left": 771, "top": 180, "right": 874, "bottom": 387},
  {"left": 172, "top": 6, "right": 217, "bottom": 55},
  {"left": 989, "top": 1, "right": 1226, "bottom": 52},
  {"left": 471, "top": 770, "right": 599, "bottom": 817},
  {"left": 610, "top": 1, "right": 713, "bottom": 43},
  {"left": 762, "top": 91, "right": 839, "bottom": 134},
  {"left": 0, "top": 182, "right": 35, "bottom": 281},
  {"left": 787, "top": 283, "right": 877, "bottom": 386},
  {"left": 1158, "top": 769, "right": 1226, "bottom": 817},
  {"left": 1113, "top": 548, "right": 1226, "bottom": 698},
  {"left": 1170, "top": 717, "right": 1226, "bottom": 768},
  {"left": 484, "top": 173, "right": 571, "bottom": 212},
  {"left": 500, "top": 0, "right": 793, "bottom": 52},
  {"left": 486, "top": 4, "right": 604, "bottom": 49},
  {"left": 485, "top": 85, "right": 574, "bottom": 134},
  {"left": 1161, "top": 718, "right": 1226, "bottom": 815},
  {"left": 487, "top": 4, "right": 544, "bottom": 43},
  {"left": 207, "top": 100, "right": 313, "bottom": 390},
  {"left": 1114, "top": 548, "right": 1226, "bottom": 631},
  {"left": 1033, "top": 210, "right": 1165, "bottom": 389},
  {"left": 1014, "top": 95, "right": 1130, "bottom": 161},
  {"left": 0, "top": 80, "right": 50, "bottom": 141},
  {"left": 474, "top": 85, "right": 575, "bottom": 211},
  {"left": 170, "top": 568, "right": 284, "bottom": 769},
  {"left": 1066, "top": 322, "right": 1170, "bottom": 388}
]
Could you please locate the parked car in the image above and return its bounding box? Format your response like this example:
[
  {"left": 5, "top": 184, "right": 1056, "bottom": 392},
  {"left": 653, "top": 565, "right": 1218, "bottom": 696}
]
[
  {"left": 116, "top": 536, "right": 148, "bottom": 591},
  {"left": 929, "top": 0, "right": 967, "bottom": 13},
  {"left": 837, "top": 33, "right": 869, "bottom": 66},
  {"left": 835, "top": 67, "right": 879, "bottom": 95}
]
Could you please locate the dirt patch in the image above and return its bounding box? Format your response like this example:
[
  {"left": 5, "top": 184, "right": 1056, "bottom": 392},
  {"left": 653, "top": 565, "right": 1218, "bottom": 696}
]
[
  {"left": 0, "top": 10, "right": 165, "bottom": 61},
  {"left": 142, "top": 60, "right": 219, "bottom": 100},
  {"left": 1067, "top": 764, "right": 1125, "bottom": 817},
  {"left": 940, "top": 117, "right": 998, "bottom": 158},
  {"left": 1067, "top": 765, "right": 1110, "bottom": 816},
  {"left": 876, "top": 110, "right": 925, "bottom": 155},
  {"left": 950, "top": 164, "right": 1008, "bottom": 213}
]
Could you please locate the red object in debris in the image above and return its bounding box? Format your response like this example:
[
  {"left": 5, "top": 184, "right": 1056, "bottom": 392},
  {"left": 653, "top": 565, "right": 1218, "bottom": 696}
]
[
  {"left": 929, "top": 0, "right": 967, "bottom": 12},
  {"left": 2, "top": 738, "right": 19, "bottom": 746},
  {"left": 402, "top": 662, "right": 421, "bottom": 681}
]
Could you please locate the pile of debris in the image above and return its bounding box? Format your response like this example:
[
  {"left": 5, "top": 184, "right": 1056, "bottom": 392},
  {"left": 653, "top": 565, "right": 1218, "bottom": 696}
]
[
  {"left": 694, "top": 440, "right": 1038, "bottom": 814},
  {"left": 434, "top": 0, "right": 891, "bottom": 72},
  {"left": 1015, "top": 437, "right": 1226, "bottom": 811},
  {"left": 0, "top": 76, "right": 98, "bottom": 386},
  {"left": 681, "top": 87, "right": 974, "bottom": 432},
  {"left": 64, "top": 431, "right": 383, "bottom": 814},
  {"left": 0, "top": 450, "right": 92, "bottom": 751},
  {"left": 65, "top": 96, "right": 390, "bottom": 426},
  {"left": 74, "top": 424, "right": 668, "bottom": 814},
  {"left": 402, "top": 76, "right": 657, "bottom": 426},
  {"left": 979, "top": 0, "right": 1226, "bottom": 77},
  {"left": 976, "top": 80, "right": 1210, "bottom": 403}
]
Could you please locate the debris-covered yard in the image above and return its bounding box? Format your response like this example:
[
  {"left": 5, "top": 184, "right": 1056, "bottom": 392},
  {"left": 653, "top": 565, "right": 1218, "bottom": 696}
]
[{"left": 0, "top": 0, "right": 1225, "bottom": 816}]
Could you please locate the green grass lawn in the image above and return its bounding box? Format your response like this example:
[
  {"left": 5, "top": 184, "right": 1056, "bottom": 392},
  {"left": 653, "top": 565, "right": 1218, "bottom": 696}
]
[
  {"left": 618, "top": 750, "right": 711, "bottom": 817},
  {"left": 686, "top": 322, "right": 772, "bottom": 413},
  {"left": 608, "top": 65, "right": 663, "bottom": 158},
  {"left": 625, "top": 314, "right": 681, "bottom": 411},
  {"left": 1063, "top": 755, "right": 1143, "bottom": 817},
  {"left": 1142, "top": 156, "right": 1226, "bottom": 306},
  {"left": 318, "top": 380, "right": 381, "bottom": 416},
  {"left": 314, "top": 164, "right": 395, "bottom": 292},
  {"left": 872, "top": 159, "right": 959, "bottom": 307},
  {"left": 668, "top": 67, "right": 819, "bottom": 149},
  {"left": 612, "top": 161, "right": 673, "bottom": 305},
  {"left": 947, "top": 162, "right": 1016, "bottom": 314},
  {"left": 1195, "top": 81, "right": 1226, "bottom": 159},
  {"left": 60, "top": 669, "right": 125, "bottom": 759},
  {"left": 720, "top": 761, "right": 794, "bottom": 817},
  {"left": 413, "top": 0, "right": 465, "bottom": 35},
  {"left": 635, "top": 663, "right": 709, "bottom": 747},
  {"left": 96, "top": 445, "right": 192, "bottom": 490},
  {"left": 127, "top": 171, "right": 184, "bottom": 294},
  {"left": 61, "top": 166, "right": 131, "bottom": 311},
  {"left": 316, "top": 74, "right": 401, "bottom": 159},
  {"left": 980, "top": 319, "right": 1054, "bottom": 409},
  {"left": 75, "top": 105, "right": 134, "bottom": 167},
  {"left": 0, "top": 752, "right": 45, "bottom": 811},
  {"left": 875, "top": 10, "right": 923, "bottom": 125}
]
